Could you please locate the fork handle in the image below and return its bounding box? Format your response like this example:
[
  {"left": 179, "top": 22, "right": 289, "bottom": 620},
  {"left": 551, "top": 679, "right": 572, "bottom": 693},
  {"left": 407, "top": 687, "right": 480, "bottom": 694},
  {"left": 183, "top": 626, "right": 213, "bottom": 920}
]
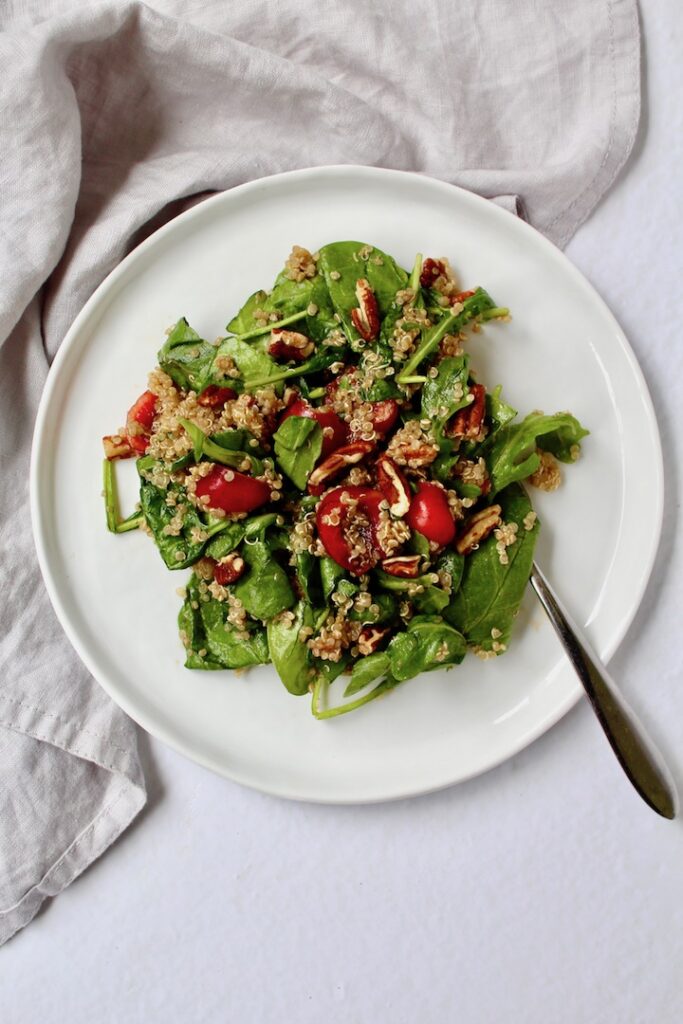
[{"left": 530, "top": 563, "right": 677, "bottom": 819}]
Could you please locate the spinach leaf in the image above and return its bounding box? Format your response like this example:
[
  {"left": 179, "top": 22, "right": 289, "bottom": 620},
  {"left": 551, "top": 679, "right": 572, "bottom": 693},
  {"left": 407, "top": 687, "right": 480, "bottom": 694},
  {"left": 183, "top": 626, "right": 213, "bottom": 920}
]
[
  {"left": 320, "top": 556, "right": 347, "bottom": 600},
  {"left": 177, "top": 418, "right": 263, "bottom": 475},
  {"left": 397, "top": 288, "right": 496, "bottom": 381},
  {"left": 444, "top": 483, "right": 539, "bottom": 649},
  {"left": 318, "top": 241, "right": 408, "bottom": 344},
  {"left": 421, "top": 356, "right": 470, "bottom": 426},
  {"left": 387, "top": 617, "right": 467, "bottom": 682},
  {"left": 234, "top": 540, "right": 295, "bottom": 620},
  {"left": 138, "top": 465, "right": 207, "bottom": 570},
  {"left": 486, "top": 385, "right": 517, "bottom": 435},
  {"left": 178, "top": 576, "right": 224, "bottom": 670},
  {"left": 204, "top": 522, "right": 246, "bottom": 559},
  {"left": 295, "top": 550, "right": 322, "bottom": 606},
  {"left": 226, "top": 289, "right": 269, "bottom": 335},
  {"left": 434, "top": 550, "right": 465, "bottom": 596},
  {"left": 408, "top": 530, "right": 432, "bottom": 559},
  {"left": 272, "top": 415, "right": 323, "bottom": 489},
  {"left": 267, "top": 600, "right": 313, "bottom": 695},
  {"left": 485, "top": 411, "right": 589, "bottom": 495},
  {"left": 344, "top": 652, "right": 391, "bottom": 697},
  {"left": 208, "top": 336, "right": 283, "bottom": 392},
  {"left": 227, "top": 270, "right": 337, "bottom": 344},
  {"left": 240, "top": 346, "right": 340, "bottom": 391},
  {"left": 157, "top": 318, "right": 217, "bottom": 393},
  {"left": 413, "top": 585, "right": 450, "bottom": 615},
  {"left": 348, "top": 592, "right": 397, "bottom": 625},
  {"left": 200, "top": 597, "right": 270, "bottom": 669}
]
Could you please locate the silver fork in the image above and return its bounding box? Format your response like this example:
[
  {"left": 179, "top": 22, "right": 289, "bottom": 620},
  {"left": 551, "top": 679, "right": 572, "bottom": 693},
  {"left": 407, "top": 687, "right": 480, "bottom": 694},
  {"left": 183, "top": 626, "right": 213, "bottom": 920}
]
[{"left": 530, "top": 562, "right": 678, "bottom": 819}]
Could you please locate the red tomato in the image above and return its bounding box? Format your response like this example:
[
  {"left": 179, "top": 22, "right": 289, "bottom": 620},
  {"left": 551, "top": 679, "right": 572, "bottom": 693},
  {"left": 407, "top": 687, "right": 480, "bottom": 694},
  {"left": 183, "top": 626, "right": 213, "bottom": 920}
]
[
  {"left": 127, "top": 433, "right": 151, "bottom": 455},
  {"left": 195, "top": 467, "right": 271, "bottom": 515},
  {"left": 316, "top": 485, "right": 387, "bottom": 574},
  {"left": 197, "top": 385, "right": 237, "bottom": 407},
  {"left": 369, "top": 399, "right": 399, "bottom": 435},
  {"left": 406, "top": 482, "right": 456, "bottom": 546},
  {"left": 127, "top": 390, "right": 157, "bottom": 433},
  {"left": 280, "top": 399, "right": 349, "bottom": 458}
]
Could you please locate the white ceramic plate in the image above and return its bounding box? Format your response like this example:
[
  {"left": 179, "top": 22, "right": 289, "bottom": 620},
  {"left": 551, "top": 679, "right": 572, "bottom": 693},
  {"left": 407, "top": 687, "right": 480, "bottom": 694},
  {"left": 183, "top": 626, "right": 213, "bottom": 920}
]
[{"left": 31, "top": 166, "right": 663, "bottom": 803}]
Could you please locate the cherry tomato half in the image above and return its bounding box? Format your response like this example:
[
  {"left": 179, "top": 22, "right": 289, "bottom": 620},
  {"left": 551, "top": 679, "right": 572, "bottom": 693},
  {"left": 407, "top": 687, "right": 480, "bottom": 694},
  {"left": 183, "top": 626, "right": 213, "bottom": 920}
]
[
  {"left": 406, "top": 482, "right": 456, "bottom": 546},
  {"left": 195, "top": 467, "right": 271, "bottom": 515},
  {"left": 127, "top": 390, "right": 157, "bottom": 433},
  {"left": 316, "top": 485, "right": 387, "bottom": 575}
]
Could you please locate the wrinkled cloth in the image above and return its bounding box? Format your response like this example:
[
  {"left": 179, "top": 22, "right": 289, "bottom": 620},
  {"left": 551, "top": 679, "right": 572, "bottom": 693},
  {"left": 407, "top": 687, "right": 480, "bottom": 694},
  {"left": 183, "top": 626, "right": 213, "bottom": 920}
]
[{"left": 0, "top": 0, "right": 640, "bottom": 944}]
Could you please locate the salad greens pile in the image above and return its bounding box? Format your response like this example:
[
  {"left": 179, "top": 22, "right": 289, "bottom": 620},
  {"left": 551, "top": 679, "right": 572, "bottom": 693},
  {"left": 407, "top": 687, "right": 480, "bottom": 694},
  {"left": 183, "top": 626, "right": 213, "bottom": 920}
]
[{"left": 103, "top": 241, "right": 588, "bottom": 718}]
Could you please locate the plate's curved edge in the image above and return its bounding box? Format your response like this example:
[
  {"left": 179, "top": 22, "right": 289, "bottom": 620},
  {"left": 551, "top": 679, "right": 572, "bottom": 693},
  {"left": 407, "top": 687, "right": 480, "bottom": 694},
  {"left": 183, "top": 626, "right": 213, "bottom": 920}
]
[{"left": 29, "top": 165, "right": 664, "bottom": 804}]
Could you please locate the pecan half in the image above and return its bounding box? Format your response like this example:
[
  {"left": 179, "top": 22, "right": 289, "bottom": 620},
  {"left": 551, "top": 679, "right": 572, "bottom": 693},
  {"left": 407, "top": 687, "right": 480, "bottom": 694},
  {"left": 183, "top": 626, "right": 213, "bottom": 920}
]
[
  {"left": 357, "top": 625, "right": 390, "bottom": 656},
  {"left": 307, "top": 440, "right": 375, "bottom": 495},
  {"left": 214, "top": 553, "right": 246, "bottom": 586},
  {"left": 268, "top": 328, "right": 314, "bottom": 362},
  {"left": 376, "top": 455, "right": 411, "bottom": 517},
  {"left": 102, "top": 434, "right": 134, "bottom": 460},
  {"left": 380, "top": 554, "right": 422, "bottom": 578},
  {"left": 448, "top": 384, "right": 486, "bottom": 439},
  {"left": 350, "top": 279, "right": 380, "bottom": 342},
  {"left": 455, "top": 504, "right": 502, "bottom": 555}
]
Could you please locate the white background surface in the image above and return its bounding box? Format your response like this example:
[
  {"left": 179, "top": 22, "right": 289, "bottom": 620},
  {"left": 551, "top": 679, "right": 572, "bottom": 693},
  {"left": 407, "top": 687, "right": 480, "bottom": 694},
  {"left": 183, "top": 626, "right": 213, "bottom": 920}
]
[{"left": 3, "top": 3, "right": 682, "bottom": 1021}]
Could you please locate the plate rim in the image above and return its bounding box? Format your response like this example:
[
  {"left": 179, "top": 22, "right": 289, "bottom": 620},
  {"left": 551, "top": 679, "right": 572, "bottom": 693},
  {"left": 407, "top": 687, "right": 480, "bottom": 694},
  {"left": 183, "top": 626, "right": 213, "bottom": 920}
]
[{"left": 30, "top": 164, "right": 664, "bottom": 803}]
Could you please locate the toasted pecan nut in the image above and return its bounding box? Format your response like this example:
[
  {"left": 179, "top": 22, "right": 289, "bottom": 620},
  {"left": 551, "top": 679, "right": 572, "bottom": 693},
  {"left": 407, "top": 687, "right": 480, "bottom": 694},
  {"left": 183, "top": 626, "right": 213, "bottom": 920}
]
[
  {"left": 376, "top": 455, "right": 411, "bottom": 517},
  {"left": 449, "top": 384, "right": 486, "bottom": 440},
  {"left": 102, "top": 434, "right": 134, "bottom": 460},
  {"left": 380, "top": 554, "right": 422, "bottom": 579},
  {"left": 455, "top": 504, "right": 502, "bottom": 555},
  {"left": 350, "top": 279, "right": 380, "bottom": 342},
  {"left": 357, "top": 625, "right": 390, "bottom": 656},
  {"left": 307, "top": 440, "right": 375, "bottom": 495},
  {"left": 213, "top": 553, "right": 245, "bottom": 586},
  {"left": 268, "top": 328, "right": 314, "bottom": 362}
]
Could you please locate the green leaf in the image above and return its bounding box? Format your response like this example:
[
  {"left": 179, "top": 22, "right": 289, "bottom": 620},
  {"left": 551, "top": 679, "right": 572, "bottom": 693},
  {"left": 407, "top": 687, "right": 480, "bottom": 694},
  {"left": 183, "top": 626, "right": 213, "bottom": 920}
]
[
  {"left": 320, "top": 556, "right": 347, "bottom": 600},
  {"left": 226, "top": 289, "right": 269, "bottom": 335},
  {"left": 179, "top": 577, "right": 224, "bottom": 670},
  {"left": 318, "top": 241, "right": 408, "bottom": 345},
  {"left": 486, "top": 385, "right": 517, "bottom": 435},
  {"left": 234, "top": 541, "right": 295, "bottom": 620},
  {"left": 204, "top": 522, "right": 246, "bottom": 559},
  {"left": 397, "top": 288, "right": 497, "bottom": 381},
  {"left": 241, "top": 346, "right": 339, "bottom": 391},
  {"left": 208, "top": 336, "right": 283, "bottom": 392},
  {"left": 177, "top": 417, "right": 263, "bottom": 474},
  {"left": 200, "top": 597, "right": 270, "bottom": 668},
  {"left": 484, "top": 411, "right": 589, "bottom": 495},
  {"left": 344, "top": 652, "right": 391, "bottom": 697},
  {"left": 421, "top": 355, "right": 470, "bottom": 429},
  {"left": 388, "top": 617, "right": 467, "bottom": 682},
  {"left": 138, "top": 464, "right": 208, "bottom": 570},
  {"left": 444, "top": 483, "right": 539, "bottom": 649},
  {"left": 267, "top": 600, "right": 313, "bottom": 695},
  {"left": 295, "top": 550, "right": 322, "bottom": 606},
  {"left": 157, "top": 318, "right": 217, "bottom": 393},
  {"left": 272, "top": 415, "right": 323, "bottom": 489}
]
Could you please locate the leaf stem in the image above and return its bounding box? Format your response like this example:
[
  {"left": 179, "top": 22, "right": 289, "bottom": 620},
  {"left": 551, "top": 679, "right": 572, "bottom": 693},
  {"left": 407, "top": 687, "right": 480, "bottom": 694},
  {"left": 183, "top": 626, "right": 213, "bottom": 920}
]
[
  {"left": 311, "top": 675, "right": 390, "bottom": 719},
  {"left": 235, "top": 309, "right": 308, "bottom": 342}
]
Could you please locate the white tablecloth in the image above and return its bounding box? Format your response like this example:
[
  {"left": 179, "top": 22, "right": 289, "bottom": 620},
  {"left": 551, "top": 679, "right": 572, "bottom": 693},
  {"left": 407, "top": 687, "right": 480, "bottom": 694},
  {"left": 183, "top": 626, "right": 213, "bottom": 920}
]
[{"left": 2, "top": 2, "right": 682, "bottom": 1021}]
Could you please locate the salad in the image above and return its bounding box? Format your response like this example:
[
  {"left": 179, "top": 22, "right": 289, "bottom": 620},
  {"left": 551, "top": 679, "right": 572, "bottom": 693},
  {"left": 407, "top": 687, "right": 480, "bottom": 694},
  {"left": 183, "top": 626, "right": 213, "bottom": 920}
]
[{"left": 102, "top": 241, "right": 588, "bottom": 718}]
